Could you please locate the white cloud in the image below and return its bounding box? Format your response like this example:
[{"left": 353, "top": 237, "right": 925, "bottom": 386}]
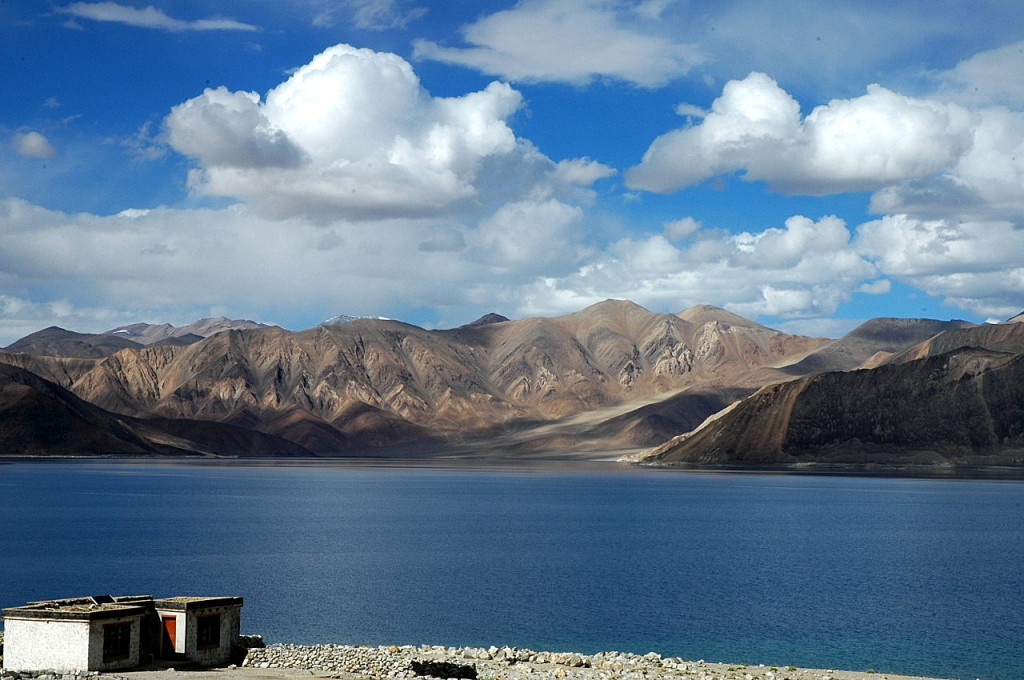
[
  {"left": 470, "top": 199, "right": 586, "bottom": 274},
  {"left": 674, "top": 103, "right": 706, "bottom": 118},
  {"left": 628, "top": 72, "right": 974, "bottom": 195},
  {"left": 0, "top": 294, "right": 139, "bottom": 345},
  {"left": 855, "top": 215, "right": 1024, "bottom": 318},
  {"left": 166, "top": 88, "right": 307, "bottom": 169},
  {"left": 404, "top": 1, "right": 1024, "bottom": 97},
  {"left": 0, "top": 196, "right": 585, "bottom": 343},
  {"left": 933, "top": 40, "right": 1024, "bottom": 109},
  {"left": 165, "top": 44, "right": 593, "bottom": 221},
  {"left": 868, "top": 105, "right": 1024, "bottom": 225},
  {"left": 303, "top": 0, "right": 427, "bottom": 29},
  {"left": 664, "top": 217, "right": 701, "bottom": 240},
  {"left": 551, "top": 158, "right": 616, "bottom": 187},
  {"left": 4, "top": 187, "right": 1020, "bottom": 344},
  {"left": 60, "top": 2, "right": 259, "bottom": 32},
  {"left": 857, "top": 215, "right": 1024, "bottom": 277},
  {"left": 858, "top": 279, "right": 891, "bottom": 295},
  {"left": 346, "top": 0, "right": 427, "bottom": 29},
  {"left": 13, "top": 131, "right": 56, "bottom": 158},
  {"left": 412, "top": 0, "right": 705, "bottom": 87},
  {"left": 13, "top": 130, "right": 57, "bottom": 157},
  {"left": 517, "top": 215, "right": 877, "bottom": 320}
]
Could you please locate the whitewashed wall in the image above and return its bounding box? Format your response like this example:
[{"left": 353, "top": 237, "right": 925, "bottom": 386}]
[{"left": 3, "top": 618, "right": 91, "bottom": 671}]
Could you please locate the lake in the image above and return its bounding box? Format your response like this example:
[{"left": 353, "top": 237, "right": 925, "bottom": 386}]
[{"left": 1, "top": 460, "right": 1022, "bottom": 680}]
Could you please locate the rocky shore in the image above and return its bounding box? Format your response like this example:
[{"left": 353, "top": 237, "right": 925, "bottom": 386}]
[
  {"left": 238, "top": 643, "right": 951, "bottom": 680},
  {"left": 0, "top": 635, "right": 956, "bottom": 680}
]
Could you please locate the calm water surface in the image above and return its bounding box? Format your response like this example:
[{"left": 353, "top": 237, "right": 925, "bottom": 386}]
[{"left": 1, "top": 460, "right": 1022, "bottom": 680}]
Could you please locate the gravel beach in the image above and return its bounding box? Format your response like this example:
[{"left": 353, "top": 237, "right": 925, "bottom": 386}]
[{"left": 112, "top": 643, "right": 954, "bottom": 680}]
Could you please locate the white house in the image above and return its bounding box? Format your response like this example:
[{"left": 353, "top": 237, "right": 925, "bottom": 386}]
[
  {"left": 1, "top": 595, "right": 243, "bottom": 673},
  {"left": 152, "top": 596, "right": 243, "bottom": 667}
]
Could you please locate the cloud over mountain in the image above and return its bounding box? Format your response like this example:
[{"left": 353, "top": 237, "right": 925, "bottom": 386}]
[{"left": 517, "top": 215, "right": 879, "bottom": 320}]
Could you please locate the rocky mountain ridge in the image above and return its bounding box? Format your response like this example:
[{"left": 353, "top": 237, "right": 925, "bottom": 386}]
[
  {"left": 3, "top": 317, "right": 272, "bottom": 359},
  {"left": 6, "top": 300, "right": 1022, "bottom": 466},
  {"left": 0, "top": 300, "right": 828, "bottom": 457},
  {"left": 104, "top": 316, "right": 270, "bottom": 345}
]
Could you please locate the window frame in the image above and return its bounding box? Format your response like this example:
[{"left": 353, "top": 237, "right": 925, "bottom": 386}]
[
  {"left": 196, "top": 613, "right": 222, "bottom": 650},
  {"left": 102, "top": 621, "right": 133, "bottom": 662}
]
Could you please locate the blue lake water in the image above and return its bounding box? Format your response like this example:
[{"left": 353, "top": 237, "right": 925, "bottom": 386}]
[{"left": 1, "top": 460, "right": 1022, "bottom": 680}]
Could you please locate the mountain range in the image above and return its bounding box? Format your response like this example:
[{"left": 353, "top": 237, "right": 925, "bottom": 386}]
[{"left": 2, "top": 300, "right": 1022, "bottom": 469}]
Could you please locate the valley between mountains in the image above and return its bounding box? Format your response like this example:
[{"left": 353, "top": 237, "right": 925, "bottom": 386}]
[{"left": 2, "top": 299, "right": 1023, "bottom": 468}]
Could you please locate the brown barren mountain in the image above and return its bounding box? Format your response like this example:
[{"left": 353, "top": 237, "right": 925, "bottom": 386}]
[
  {"left": 777, "top": 317, "right": 976, "bottom": 375},
  {"left": 0, "top": 300, "right": 828, "bottom": 457},
  {"left": 887, "top": 318, "right": 1024, "bottom": 364},
  {"left": 640, "top": 320, "right": 1024, "bottom": 468}
]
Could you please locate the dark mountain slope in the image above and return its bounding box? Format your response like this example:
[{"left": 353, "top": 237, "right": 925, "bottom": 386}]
[
  {"left": 0, "top": 361, "right": 178, "bottom": 456},
  {"left": 643, "top": 348, "right": 1024, "bottom": 467},
  {"left": 0, "top": 361, "right": 313, "bottom": 457}
]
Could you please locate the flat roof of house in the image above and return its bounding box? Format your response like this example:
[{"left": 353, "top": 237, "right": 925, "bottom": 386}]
[
  {"left": 153, "top": 596, "right": 243, "bottom": 611},
  {"left": 2, "top": 596, "right": 152, "bottom": 621},
  {"left": 2, "top": 595, "right": 243, "bottom": 621}
]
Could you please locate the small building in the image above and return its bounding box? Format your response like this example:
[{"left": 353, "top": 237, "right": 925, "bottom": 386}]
[
  {"left": 1, "top": 595, "right": 243, "bottom": 673},
  {"left": 152, "top": 597, "right": 243, "bottom": 667}
]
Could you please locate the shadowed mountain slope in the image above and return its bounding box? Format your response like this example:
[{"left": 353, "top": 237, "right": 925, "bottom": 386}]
[
  {"left": 641, "top": 346, "right": 1024, "bottom": 467},
  {"left": 0, "top": 361, "right": 314, "bottom": 457},
  {"left": 0, "top": 361, "right": 172, "bottom": 456}
]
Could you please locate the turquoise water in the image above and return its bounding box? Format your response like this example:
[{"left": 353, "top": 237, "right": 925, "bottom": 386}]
[{"left": 1, "top": 460, "right": 1022, "bottom": 679}]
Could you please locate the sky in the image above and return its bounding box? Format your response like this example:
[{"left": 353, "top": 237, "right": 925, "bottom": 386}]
[{"left": 2, "top": 0, "right": 1024, "bottom": 345}]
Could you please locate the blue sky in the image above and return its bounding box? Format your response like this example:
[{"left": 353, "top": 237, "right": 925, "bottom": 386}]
[{"left": 2, "top": 0, "right": 1024, "bottom": 344}]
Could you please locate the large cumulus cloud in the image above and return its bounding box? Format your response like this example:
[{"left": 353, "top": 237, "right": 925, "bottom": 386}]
[
  {"left": 627, "top": 72, "right": 974, "bottom": 195},
  {"left": 165, "top": 44, "right": 605, "bottom": 221}
]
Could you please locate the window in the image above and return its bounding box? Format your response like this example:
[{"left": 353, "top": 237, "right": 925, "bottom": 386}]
[
  {"left": 102, "top": 622, "right": 133, "bottom": 662},
  {"left": 196, "top": 614, "right": 221, "bottom": 650}
]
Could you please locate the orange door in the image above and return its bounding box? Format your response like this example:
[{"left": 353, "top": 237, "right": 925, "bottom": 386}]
[{"left": 163, "top": 617, "right": 177, "bottom": 656}]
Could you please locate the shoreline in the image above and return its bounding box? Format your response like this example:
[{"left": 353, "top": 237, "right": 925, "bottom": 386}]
[
  {"left": 0, "top": 641, "right": 960, "bottom": 680},
  {"left": 0, "top": 637, "right": 962, "bottom": 680},
  {"left": 4, "top": 455, "right": 1024, "bottom": 480},
  {"left": 228, "top": 643, "right": 953, "bottom": 680}
]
